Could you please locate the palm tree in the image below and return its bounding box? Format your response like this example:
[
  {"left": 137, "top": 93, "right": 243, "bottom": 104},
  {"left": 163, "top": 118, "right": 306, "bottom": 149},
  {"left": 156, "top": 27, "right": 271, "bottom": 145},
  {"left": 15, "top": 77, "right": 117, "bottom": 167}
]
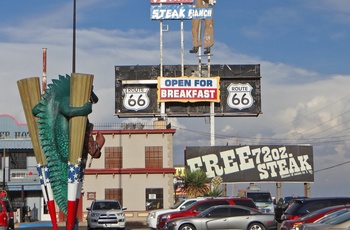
[
  {"left": 205, "top": 176, "right": 223, "bottom": 197},
  {"left": 183, "top": 169, "right": 210, "bottom": 198}
]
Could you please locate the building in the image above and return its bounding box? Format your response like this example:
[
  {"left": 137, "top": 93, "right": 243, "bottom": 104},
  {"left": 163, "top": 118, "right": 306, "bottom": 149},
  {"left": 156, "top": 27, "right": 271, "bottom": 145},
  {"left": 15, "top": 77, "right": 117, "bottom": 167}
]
[
  {"left": 0, "top": 114, "right": 176, "bottom": 223},
  {"left": 82, "top": 119, "right": 176, "bottom": 221},
  {"left": 0, "top": 114, "right": 44, "bottom": 223}
]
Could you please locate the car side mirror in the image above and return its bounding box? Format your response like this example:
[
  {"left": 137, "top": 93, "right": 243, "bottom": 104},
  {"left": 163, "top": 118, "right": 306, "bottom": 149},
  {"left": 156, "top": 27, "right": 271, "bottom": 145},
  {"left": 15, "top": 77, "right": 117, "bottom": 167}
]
[{"left": 86, "top": 207, "right": 91, "bottom": 211}]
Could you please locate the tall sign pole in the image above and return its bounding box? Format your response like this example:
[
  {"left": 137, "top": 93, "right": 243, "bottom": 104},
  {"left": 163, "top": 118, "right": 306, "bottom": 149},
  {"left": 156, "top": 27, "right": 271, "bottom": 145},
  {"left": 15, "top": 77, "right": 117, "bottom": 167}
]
[{"left": 159, "top": 4, "right": 165, "bottom": 117}]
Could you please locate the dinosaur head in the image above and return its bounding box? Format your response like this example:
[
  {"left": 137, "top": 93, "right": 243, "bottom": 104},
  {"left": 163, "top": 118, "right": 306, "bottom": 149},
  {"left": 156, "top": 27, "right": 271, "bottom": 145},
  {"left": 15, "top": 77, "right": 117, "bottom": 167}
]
[{"left": 90, "top": 86, "right": 99, "bottom": 104}]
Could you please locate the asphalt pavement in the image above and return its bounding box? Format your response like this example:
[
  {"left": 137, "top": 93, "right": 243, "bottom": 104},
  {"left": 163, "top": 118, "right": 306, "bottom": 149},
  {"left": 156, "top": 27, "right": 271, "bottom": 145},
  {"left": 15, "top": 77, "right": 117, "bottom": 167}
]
[{"left": 16, "top": 217, "right": 148, "bottom": 230}]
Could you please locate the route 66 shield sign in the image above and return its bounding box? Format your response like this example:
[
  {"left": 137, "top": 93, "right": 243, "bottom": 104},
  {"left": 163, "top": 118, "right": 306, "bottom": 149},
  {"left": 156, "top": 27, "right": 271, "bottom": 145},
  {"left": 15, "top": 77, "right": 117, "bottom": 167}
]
[
  {"left": 123, "top": 86, "right": 150, "bottom": 111},
  {"left": 227, "top": 83, "right": 253, "bottom": 110}
]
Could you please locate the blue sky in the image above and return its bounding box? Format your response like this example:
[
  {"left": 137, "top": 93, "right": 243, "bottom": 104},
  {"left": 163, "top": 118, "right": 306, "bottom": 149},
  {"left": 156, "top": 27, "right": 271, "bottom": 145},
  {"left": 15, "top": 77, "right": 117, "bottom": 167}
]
[{"left": 1, "top": 0, "right": 350, "bottom": 197}]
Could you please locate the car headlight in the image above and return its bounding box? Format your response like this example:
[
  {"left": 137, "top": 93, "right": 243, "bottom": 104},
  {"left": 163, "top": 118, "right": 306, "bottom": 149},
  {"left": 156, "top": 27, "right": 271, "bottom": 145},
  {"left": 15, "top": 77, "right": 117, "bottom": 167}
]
[
  {"left": 161, "top": 214, "right": 170, "bottom": 221},
  {"left": 116, "top": 213, "right": 125, "bottom": 217},
  {"left": 90, "top": 213, "right": 100, "bottom": 217},
  {"left": 149, "top": 212, "right": 156, "bottom": 218}
]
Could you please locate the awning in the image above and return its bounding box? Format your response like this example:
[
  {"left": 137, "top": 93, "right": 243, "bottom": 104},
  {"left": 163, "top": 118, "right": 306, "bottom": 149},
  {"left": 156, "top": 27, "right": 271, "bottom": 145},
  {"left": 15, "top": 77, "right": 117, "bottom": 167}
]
[
  {"left": 0, "top": 140, "right": 33, "bottom": 149},
  {"left": 7, "top": 183, "right": 41, "bottom": 191}
]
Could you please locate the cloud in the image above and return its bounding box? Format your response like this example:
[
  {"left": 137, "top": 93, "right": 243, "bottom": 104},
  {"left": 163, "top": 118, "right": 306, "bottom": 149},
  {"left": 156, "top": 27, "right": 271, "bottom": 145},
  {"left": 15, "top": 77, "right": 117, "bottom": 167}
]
[{"left": 2, "top": 1, "right": 350, "bottom": 197}]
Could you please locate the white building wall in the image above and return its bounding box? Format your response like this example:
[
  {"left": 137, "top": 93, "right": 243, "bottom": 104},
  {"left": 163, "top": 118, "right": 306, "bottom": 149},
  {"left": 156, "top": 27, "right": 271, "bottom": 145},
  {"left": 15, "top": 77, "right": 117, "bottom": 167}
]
[
  {"left": 83, "top": 174, "right": 173, "bottom": 210},
  {"left": 88, "top": 132, "right": 173, "bottom": 169},
  {"left": 82, "top": 128, "right": 175, "bottom": 218}
]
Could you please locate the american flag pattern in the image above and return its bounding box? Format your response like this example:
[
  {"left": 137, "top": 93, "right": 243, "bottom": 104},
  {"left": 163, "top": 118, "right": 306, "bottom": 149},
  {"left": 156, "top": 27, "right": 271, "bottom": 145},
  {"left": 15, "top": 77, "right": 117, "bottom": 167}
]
[{"left": 68, "top": 163, "right": 80, "bottom": 184}]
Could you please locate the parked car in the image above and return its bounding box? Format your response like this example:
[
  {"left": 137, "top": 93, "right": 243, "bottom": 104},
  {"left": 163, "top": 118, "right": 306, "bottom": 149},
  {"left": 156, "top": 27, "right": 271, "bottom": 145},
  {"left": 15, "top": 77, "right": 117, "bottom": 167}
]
[
  {"left": 157, "top": 197, "right": 257, "bottom": 230},
  {"left": 2, "top": 199, "right": 14, "bottom": 230},
  {"left": 86, "top": 199, "right": 127, "bottom": 230},
  {"left": 298, "top": 208, "right": 350, "bottom": 230},
  {"left": 280, "top": 204, "right": 350, "bottom": 230},
  {"left": 0, "top": 200, "right": 8, "bottom": 230},
  {"left": 146, "top": 197, "right": 207, "bottom": 229},
  {"left": 281, "top": 197, "right": 350, "bottom": 221},
  {"left": 275, "top": 196, "right": 308, "bottom": 223},
  {"left": 164, "top": 205, "right": 277, "bottom": 230},
  {"left": 282, "top": 196, "right": 308, "bottom": 210}
]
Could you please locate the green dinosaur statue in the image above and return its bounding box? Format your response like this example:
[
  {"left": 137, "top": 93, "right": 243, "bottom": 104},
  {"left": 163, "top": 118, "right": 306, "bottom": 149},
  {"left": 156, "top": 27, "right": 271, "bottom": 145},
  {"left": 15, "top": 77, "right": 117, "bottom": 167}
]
[{"left": 32, "top": 74, "right": 98, "bottom": 214}]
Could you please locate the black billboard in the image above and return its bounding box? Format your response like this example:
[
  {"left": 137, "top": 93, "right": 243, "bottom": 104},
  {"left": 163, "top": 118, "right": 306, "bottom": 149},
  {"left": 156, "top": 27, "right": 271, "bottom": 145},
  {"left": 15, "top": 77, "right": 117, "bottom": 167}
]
[
  {"left": 185, "top": 145, "right": 314, "bottom": 183},
  {"left": 115, "top": 64, "right": 262, "bottom": 117}
]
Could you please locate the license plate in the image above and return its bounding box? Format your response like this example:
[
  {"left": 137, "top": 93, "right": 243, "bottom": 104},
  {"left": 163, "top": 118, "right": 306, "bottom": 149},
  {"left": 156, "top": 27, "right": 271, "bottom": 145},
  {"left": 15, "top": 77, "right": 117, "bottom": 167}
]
[{"left": 104, "top": 224, "right": 111, "bottom": 227}]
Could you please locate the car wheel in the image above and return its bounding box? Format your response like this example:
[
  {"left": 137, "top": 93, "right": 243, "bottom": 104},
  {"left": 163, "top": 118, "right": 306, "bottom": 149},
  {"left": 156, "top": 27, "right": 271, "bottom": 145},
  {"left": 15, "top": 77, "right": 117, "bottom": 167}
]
[
  {"left": 179, "top": 224, "right": 196, "bottom": 230},
  {"left": 247, "top": 222, "right": 265, "bottom": 230}
]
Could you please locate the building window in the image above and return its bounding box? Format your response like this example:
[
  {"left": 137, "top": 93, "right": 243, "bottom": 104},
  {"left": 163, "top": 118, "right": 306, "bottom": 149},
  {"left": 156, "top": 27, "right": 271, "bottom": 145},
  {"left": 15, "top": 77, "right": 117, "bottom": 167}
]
[
  {"left": 145, "top": 146, "right": 163, "bottom": 168},
  {"left": 11, "top": 173, "right": 26, "bottom": 179},
  {"left": 10, "top": 152, "right": 26, "bottom": 169},
  {"left": 87, "top": 192, "right": 96, "bottom": 201},
  {"left": 105, "top": 188, "right": 123, "bottom": 205},
  {"left": 146, "top": 188, "right": 163, "bottom": 210},
  {"left": 105, "top": 147, "right": 122, "bottom": 168}
]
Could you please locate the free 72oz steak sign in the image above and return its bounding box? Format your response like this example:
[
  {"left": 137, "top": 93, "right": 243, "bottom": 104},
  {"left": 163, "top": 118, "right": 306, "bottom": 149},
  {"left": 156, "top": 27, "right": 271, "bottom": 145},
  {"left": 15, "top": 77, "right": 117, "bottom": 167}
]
[{"left": 185, "top": 145, "right": 314, "bottom": 182}]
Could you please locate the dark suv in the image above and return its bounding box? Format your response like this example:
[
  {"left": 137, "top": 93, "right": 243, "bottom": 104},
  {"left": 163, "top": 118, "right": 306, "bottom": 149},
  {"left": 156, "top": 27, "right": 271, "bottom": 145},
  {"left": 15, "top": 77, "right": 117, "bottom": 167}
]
[
  {"left": 281, "top": 197, "right": 350, "bottom": 221},
  {"left": 157, "top": 197, "right": 257, "bottom": 230}
]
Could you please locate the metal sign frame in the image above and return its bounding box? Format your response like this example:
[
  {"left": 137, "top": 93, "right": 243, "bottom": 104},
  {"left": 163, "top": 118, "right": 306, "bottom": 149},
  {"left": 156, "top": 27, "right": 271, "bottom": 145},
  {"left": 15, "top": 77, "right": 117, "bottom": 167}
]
[{"left": 115, "top": 64, "right": 262, "bottom": 118}]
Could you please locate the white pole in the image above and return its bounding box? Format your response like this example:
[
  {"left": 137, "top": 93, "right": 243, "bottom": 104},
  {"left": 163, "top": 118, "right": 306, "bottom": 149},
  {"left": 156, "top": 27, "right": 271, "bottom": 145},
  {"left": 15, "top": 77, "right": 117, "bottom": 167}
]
[
  {"left": 180, "top": 4, "right": 184, "bottom": 76},
  {"left": 160, "top": 6, "right": 165, "bottom": 117}
]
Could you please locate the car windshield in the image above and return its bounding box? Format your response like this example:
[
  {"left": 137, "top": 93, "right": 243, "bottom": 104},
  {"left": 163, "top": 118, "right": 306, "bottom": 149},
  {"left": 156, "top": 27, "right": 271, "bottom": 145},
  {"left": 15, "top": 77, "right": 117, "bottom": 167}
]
[
  {"left": 315, "top": 209, "right": 350, "bottom": 224},
  {"left": 93, "top": 202, "right": 121, "bottom": 210},
  {"left": 322, "top": 210, "right": 350, "bottom": 225},
  {"left": 284, "top": 201, "right": 302, "bottom": 214},
  {"left": 171, "top": 200, "right": 186, "bottom": 209},
  {"left": 180, "top": 201, "right": 199, "bottom": 211},
  {"left": 197, "top": 207, "right": 213, "bottom": 217}
]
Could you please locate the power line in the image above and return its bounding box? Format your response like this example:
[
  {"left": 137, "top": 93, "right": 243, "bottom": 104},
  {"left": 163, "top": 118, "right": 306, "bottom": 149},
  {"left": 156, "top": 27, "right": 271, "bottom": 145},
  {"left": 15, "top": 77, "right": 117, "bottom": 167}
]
[{"left": 314, "top": 160, "right": 350, "bottom": 173}]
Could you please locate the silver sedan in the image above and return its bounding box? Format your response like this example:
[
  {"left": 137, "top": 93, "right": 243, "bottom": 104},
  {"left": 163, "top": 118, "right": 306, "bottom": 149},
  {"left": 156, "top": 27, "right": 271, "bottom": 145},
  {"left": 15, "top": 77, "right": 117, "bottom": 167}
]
[{"left": 164, "top": 205, "right": 277, "bottom": 230}]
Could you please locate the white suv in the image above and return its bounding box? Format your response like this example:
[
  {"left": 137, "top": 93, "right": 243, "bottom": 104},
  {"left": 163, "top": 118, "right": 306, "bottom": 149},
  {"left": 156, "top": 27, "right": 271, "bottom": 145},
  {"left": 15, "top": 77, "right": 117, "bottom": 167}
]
[
  {"left": 146, "top": 198, "right": 206, "bottom": 229},
  {"left": 86, "top": 200, "right": 127, "bottom": 229}
]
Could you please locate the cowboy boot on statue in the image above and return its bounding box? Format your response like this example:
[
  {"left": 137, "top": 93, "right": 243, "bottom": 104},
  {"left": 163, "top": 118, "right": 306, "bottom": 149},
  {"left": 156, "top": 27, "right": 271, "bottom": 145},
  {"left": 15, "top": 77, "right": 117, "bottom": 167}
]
[{"left": 190, "top": 0, "right": 216, "bottom": 55}]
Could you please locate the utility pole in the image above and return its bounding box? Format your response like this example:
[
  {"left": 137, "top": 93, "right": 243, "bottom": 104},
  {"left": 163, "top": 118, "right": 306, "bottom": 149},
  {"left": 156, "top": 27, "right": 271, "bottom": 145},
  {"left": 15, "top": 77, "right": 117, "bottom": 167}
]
[
  {"left": 72, "top": 0, "right": 76, "bottom": 73},
  {"left": 2, "top": 149, "right": 5, "bottom": 190}
]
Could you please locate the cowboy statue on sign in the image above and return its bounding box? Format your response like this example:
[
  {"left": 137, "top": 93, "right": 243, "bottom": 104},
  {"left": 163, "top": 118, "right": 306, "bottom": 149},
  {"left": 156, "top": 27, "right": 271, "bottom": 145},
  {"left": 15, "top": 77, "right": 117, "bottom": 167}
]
[{"left": 190, "top": 0, "right": 216, "bottom": 55}]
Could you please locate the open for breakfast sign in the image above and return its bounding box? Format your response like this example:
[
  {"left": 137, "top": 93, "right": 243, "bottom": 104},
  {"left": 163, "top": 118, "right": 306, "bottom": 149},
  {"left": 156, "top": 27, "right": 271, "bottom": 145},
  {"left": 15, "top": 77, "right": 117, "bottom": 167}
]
[{"left": 158, "top": 76, "right": 220, "bottom": 102}]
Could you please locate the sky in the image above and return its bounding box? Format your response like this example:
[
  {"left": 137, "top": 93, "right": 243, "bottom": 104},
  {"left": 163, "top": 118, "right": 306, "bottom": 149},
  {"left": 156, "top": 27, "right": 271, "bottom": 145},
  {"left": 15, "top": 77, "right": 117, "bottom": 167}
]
[{"left": 1, "top": 0, "right": 350, "bottom": 198}]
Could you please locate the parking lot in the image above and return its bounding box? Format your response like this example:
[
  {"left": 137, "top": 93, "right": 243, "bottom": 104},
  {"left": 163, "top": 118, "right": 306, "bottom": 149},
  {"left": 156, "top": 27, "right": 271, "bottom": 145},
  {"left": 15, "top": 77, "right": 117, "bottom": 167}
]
[{"left": 16, "top": 217, "right": 148, "bottom": 230}]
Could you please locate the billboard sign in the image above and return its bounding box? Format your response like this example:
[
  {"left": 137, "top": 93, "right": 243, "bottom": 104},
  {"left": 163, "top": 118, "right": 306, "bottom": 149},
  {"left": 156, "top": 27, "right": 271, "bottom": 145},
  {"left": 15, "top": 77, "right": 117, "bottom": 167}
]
[
  {"left": 185, "top": 145, "right": 314, "bottom": 182},
  {"left": 150, "top": 0, "right": 194, "bottom": 4},
  {"left": 150, "top": 5, "right": 213, "bottom": 20},
  {"left": 115, "top": 64, "right": 261, "bottom": 117},
  {"left": 158, "top": 76, "right": 220, "bottom": 102}
]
